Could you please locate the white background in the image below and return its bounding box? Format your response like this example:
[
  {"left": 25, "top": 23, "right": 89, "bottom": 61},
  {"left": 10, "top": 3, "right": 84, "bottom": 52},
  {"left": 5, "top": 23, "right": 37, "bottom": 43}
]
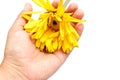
[{"left": 0, "top": 0, "right": 120, "bottom": 80}]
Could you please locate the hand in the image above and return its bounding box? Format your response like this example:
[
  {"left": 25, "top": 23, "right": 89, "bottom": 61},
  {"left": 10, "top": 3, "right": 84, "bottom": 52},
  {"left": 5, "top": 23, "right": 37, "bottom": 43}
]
[{"left": 0, "top": 0, "right": 84, "bottom": 80}]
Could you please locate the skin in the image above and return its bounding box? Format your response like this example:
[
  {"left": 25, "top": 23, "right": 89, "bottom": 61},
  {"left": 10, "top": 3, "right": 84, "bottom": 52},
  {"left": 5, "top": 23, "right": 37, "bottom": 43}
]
[{"left": 0, "top": 0, "right": 84, "bottom": 80}]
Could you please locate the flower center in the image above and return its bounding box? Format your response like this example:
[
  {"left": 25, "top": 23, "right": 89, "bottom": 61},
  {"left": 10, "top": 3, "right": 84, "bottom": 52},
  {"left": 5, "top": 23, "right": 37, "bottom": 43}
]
[
  {"left": 53, "top": 20, "right": 57, "bottom": 25},
  {"left": 48, "top": 17, "right": 59, "bottom": 31}
]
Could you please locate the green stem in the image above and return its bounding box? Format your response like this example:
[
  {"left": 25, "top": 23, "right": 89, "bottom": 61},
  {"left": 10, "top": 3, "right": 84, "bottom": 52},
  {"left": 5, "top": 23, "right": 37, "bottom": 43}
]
[{"left": 63, "top": 0, "right": 71, "bottom": 8}]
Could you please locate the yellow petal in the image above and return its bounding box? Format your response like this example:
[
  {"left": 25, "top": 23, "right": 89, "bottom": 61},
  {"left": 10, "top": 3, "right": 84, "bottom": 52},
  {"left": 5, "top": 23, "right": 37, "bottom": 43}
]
[
  {"left": 32, "top": 0, "right": 46, "bottom": 8},
  {"left": 58, "top": 0, "right": 63, "bottom": 7},
  {"left": 23, "top": 11, "right": 42, "bottom": 14},
  {"left": 59, "top": 21, "right": 65, "bottom": 40},
  {"left": 58, "top": 37, "right": 63, "bottom": 50},
  {"left": 40, "top": 13, "right": 51, "bottom": 20},
  {"left": 30, "top": 26, "right": 38, "bottom": 34},
  {"left": 46, "top": 0, "right": 55, "bottom": 10},
  {"left": 40, "top": 29, "right": 53, "bottom": 43},
  {"left": 40, "top": 18, "right": 48, "bottom": 31},
  {"left": 32, "top": 29, "right": 44, "bottom": 39},
  {"left": 32, "top": 0, "right": 55, "bottom": 11},
  {"left": 67, "top": 23, "right": 80, "bottom": 39},
  {"left": 67, "top": 34, "right": 79, "bottom": 47},
  {"left": 62, "top": 38, "right": 72, "bottom": 53},
  {"left": 24, "top": 21, "right": 36, "bottom": 29},
  {"left": 31, "top": 17, "right": 48, "bottom": 39},
  {"left": 46, "top": 38, "right": 53, "bottom": 52},
  {"left": 52, "top": 38, "right": 58, "bottom": 50},
  {"left": 63, "top": 21, "right": 71, "bottom": 35},
  {"left": 55, "top": 15, "right": 62, "bottom": 22},
  {"left": 56, "top": 0, "right": 65, "bottom": 17},
  {"left": 24, "top": 20, "right": 41, "bottom": 33},
  {"left": 49, "top": 31, "right": 59, "bottom": 38},
  {"left": 36, "top": 39, "right": 41, "bottom": 48},
  {"left": 22, "top": 14, "right": 34, "bottom": 21},
  {"left": 63, "top": 13, "right": 86, "bottom": 22},
  {"left": 40, "top": 43, "right": 45, "bottom": 51},
  {"left": 63, "top": 22, "right": 79, "bottom": 39}
]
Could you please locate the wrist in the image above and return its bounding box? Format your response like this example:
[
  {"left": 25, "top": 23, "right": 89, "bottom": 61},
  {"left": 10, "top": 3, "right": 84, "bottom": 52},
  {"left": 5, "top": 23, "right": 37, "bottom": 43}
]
[{"left": 0, "top": 60, "right": 28, "bottom": 80}]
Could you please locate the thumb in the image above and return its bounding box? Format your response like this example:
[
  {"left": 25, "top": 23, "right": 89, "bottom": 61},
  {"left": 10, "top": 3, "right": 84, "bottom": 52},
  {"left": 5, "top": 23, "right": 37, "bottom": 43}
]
[{"left": 10, "top": 3, "right": 32, "bottom": 33}]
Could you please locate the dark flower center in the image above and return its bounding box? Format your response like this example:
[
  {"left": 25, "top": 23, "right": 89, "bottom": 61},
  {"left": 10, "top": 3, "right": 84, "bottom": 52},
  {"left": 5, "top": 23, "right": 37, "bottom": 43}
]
[
  {"left": 53, "top": 20, "right": 57, "bottom": 25},
  {"left": 48, "top": 17, "right": 59, "bottom": 31}
]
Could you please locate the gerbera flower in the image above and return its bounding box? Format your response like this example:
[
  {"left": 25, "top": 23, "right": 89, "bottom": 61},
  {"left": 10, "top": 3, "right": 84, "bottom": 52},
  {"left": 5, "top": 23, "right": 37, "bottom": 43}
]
[{"left": 22, "top": 0, "right": 85, "bottom": 53}]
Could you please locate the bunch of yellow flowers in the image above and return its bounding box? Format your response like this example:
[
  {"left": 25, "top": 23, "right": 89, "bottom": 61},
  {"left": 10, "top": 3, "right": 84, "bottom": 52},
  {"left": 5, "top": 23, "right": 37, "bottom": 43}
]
[{"left": 22, "top": 0, "right": 85, "bottom": 53}]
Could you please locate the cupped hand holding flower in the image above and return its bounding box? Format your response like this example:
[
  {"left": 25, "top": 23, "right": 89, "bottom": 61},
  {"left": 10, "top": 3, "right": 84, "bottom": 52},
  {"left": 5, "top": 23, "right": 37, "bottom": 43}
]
[
  {"left": 22, "top": 0, "right": 85, "bottom": 53},
  {"left": 0, "top": 0, "right": 84, "bottom": 80}
]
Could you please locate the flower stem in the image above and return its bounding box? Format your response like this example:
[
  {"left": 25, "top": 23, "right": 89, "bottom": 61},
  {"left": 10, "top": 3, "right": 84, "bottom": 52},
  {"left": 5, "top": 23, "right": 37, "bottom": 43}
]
[{"left": 63, "top": 0, "right": 71, "bottom": 8}]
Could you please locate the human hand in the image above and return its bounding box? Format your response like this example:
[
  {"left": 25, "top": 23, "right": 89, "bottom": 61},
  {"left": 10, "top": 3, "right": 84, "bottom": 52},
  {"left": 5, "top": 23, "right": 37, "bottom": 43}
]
[{"left": 0, "top": 0, "right": 84, "bottom": 80}]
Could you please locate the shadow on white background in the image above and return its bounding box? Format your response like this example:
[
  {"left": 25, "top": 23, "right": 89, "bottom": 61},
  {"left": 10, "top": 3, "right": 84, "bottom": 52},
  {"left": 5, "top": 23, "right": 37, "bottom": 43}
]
[{"left": 0, "top": 0, "right": 120, "bottom": 80}]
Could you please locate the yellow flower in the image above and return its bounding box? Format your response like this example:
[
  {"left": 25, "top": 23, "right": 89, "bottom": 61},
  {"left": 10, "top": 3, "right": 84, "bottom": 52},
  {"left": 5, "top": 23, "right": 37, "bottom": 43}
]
[{"left": 22, "top": 0, "right": 85, "bottom": 53}]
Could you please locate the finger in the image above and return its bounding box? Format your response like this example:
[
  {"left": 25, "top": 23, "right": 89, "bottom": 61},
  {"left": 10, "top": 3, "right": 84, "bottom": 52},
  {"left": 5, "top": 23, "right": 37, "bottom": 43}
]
[
  {"left": 66, "top": 3, "right": 78, "bottom": 13},
  {"left": 71, "top": 9, "right": 84, "bottom": 27},
  {"left": 74, "top": 23, "right": 84, "bottom": 36},
  {"left": 54, "top": 50, "right": 68, "bottom": 64},
  {"left": 10, "top": 3, "right": 32, "bottom": 33},
  {"left": 72, "top": 9, "right": 84, "bottom": 19},
  {"left": 52, "top": 0, "right": 59, "bottom": 8}
]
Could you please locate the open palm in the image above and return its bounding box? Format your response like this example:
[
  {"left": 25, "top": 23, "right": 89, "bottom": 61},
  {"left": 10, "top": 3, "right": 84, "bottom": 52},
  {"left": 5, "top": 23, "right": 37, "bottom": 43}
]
[{"left": 2, "top": 1, "right": 84, "bottom": 80}]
